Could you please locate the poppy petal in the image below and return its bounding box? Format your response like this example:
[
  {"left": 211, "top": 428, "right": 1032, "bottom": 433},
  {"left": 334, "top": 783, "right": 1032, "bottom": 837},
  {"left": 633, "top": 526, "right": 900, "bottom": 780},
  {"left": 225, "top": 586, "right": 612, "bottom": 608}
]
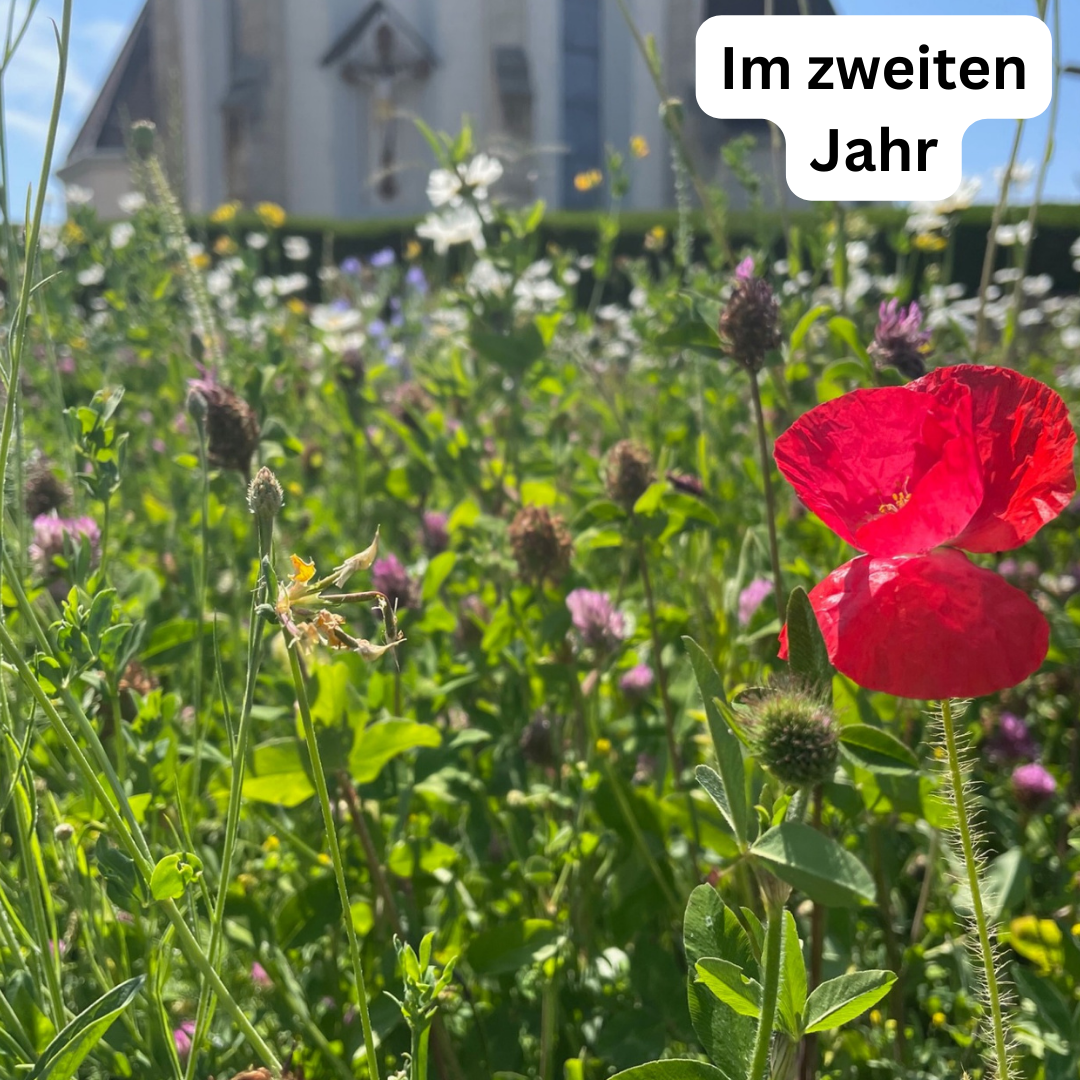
[
  {"left": 778, "top": 549, "right": 1049, "bottom": 699},
  {"left": 912, "top": 365, "right": 1077, "bottom": 552},
  {"left": 774, "top": 382, "right": 983, "bottom": 556}
]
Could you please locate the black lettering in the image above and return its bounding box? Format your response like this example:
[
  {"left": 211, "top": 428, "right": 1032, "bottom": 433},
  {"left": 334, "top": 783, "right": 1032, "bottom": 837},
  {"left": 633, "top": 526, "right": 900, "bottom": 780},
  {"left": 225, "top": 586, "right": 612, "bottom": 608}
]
[
  {"left": 919, "top": 44, "right": 929, "bottom": 89},
  {"left": 960, "top": 56, "right": 988, "bottom": 89},
  {"left": 933, "top": 49, "right": 956, "bottom": 89},
  {"left": 725, "top": 46, "right": 734, "bottom": 90},
  {"left": 837, "top": 55, "right": 880, "bottom": 90},
  {"left": 743, "top": 55, "right": 790, "bottom": 90},
  {"left": 918, "top": 138, "right": 938, "bottom": 170},
  {"left": 880, "top": 126, "right": 909, "bottom": 172},
  {"left": 883, "top": 57, "right": 913, "bottom": 89},
  {"left": 996, "top": 56, "right": 1024, "bottom": 89},
  {"left": 846, "top": 138, "right": 875, "bottom": 172},
  {"left": 810, "top": 127, "right": 838, "bottom": 172},
  {"left": 808, "top": 56, "right": 834, "bottom": 89}
]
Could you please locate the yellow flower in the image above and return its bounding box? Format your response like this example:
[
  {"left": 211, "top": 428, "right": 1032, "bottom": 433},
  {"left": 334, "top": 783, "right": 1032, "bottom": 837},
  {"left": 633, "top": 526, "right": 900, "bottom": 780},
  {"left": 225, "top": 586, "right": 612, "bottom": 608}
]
[
  {"left": 286, "top": 297, "right": 307, "bottom": 316},
  {"left": 931, "top": 1011, "right": 946, "bottom": 1026},
  {"left": 595, "top": 737, "right": 612, "bottom": 756},
  {"left": 869, "top": 1010, "right": 882, "bottom": 1025},
  {"left": 630, "top": 135, "right": 650, "bottom": 159},
  {"left": 290, "top": 554, "right": 316, "bottom": 584},
  {"left": 318, "top": 853, "right": 332, "bottom": 867},
  {"left": 62, "top": 221, "right": 86, "bottom": 245},
  {"left": 644, "top": 224, "right": 667, "bottom": 252},
  {"left": 574, "top": 169, "right": 603, "bottom": 193},
  {"left": 256, "top": 201, "right": 287, "bottom": 229},
  {"left": 405, "top": 239, "right": 422, "bottom": 261},
  {"left": 210, "top": 200, "right": 242, "bottom": 224},
  {"left": 213, "top": 235, "right": 238, "bottom": 256},
  {"left": 190, "top": 252, "right": 211, "bottom": 270},
  {"left": 262, "top": 835, "right": 280, "bottom": 852},
  {"left": 914, "top": 232, "right": 947, "bottom": 253}
]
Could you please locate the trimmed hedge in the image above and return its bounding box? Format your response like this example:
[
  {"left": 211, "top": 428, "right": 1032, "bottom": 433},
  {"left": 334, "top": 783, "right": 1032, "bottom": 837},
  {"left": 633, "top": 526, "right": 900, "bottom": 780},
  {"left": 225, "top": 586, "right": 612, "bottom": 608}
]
[{"left": 192, "top": 204, "right": 1080, "bottom": 297}]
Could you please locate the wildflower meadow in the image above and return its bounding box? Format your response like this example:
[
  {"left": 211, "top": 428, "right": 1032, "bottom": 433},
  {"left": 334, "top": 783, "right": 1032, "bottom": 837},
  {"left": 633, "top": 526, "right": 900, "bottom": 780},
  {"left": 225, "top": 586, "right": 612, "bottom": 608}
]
[{"left": 2, "top": 5, "right": 1080, "bottom": 1080}]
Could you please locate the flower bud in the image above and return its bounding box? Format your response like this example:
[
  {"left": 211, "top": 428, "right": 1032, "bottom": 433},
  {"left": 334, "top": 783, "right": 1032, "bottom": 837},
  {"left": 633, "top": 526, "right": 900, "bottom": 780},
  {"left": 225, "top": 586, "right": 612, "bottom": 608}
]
[
  {"left": 508, "top": 505, "right": 572, "bottom": 585},
  {"left": 868, "top": 300, "right": 932, "bottom": 380},
  {"left": 605, "top": 440, "right": 655, "bottom": 511},
  {"left": 53, "top": 822, "right": 75, "bottom": 842},
  {"left": 130, "top": 119, "right": 157, "bottom": 159},
  {"left": 750, "top": 689, "right": 839, "bottom": 787},
  {"left": 247, "top": 466, "right": 284, "bottom": 527},
  {"left": 718, "top": 268, "right": 781, "bottom": 372},
  {"left": 25, "top": 455, "right": 70, "bottom": 519}
]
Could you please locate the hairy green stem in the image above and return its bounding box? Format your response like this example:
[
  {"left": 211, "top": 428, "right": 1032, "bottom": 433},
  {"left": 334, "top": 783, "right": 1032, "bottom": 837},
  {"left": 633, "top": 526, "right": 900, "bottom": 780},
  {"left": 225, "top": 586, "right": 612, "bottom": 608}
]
[
  {"left": 749, "top": 374, "right": 784, "bottom": 611},
  {"left": 940, "top": 698, "right": 1010, "bottom": 1080},
  {"left": 288, "top": 643, "right": 381, "bottom": 1080},
  {"left": 748, "top": 901, "right": 783, "bottom": 1080}
]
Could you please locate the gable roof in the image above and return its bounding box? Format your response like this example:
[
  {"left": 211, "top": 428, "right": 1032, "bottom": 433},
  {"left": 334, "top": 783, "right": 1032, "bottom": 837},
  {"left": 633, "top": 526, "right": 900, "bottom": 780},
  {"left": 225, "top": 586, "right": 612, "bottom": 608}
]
[
  {"left": 321, "top": 0, "right": 435, "bottom": 71},
  {"left": 65, "top": 2, "right": 156, "bottom": 163}
]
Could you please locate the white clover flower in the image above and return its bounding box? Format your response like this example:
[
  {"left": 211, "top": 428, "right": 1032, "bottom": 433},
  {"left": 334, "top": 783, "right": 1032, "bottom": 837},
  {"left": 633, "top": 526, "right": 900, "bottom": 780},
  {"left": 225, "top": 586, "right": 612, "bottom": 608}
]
[
  {"left": 273, "top": 272, "right": 309, "bottom": 295},
  {"left": 118, "top": 191, "right": 146, "bottom": 215},
  {"left": 513, "top": 276, "right": 564, "bottom": 311},
  {"left": 283, "top": 235, "right": 311, "bottom": 261},
  {"left": 426, "top": 168, "right": 463, "bottom": 208},
  {"left": 254, "top": 276, "right": 275, "bottom": 298},
  {"left": 416, "top": 205, "right": 485, "bottom": 255},
  {"left": 773, "top": 259, "right": 790, "bottom": 276},
  {"left": 629, "top": 286, "right": 647, "bottom": 309},
  {"left": 110, "top": 222, "right": 135, "bottom": 250},
  {"left": 993, "top": 267, "right": 1022, "bottom": 284},
  {"left": 1018, "top": 308, "right": 1044, "bottom": 326},
  {"left": 562, "top": 267, "right": 581, "bottom": 286},
  {"left": 247, "top": 232, "right": 269, "bottom": 250},
  {"left": 1061, "top": 326, "right": 1080, "bottom": 349},
  {"left": 845, "top": 240, "right": 869, "bottom": 265},
  {"left": 76, "top": 264, "right": 105, "bottom": 286},
  {"left": 993, "top": 161, "right": 1035, "bottom": 189},
  {"left": 934, "top": 177, "right": 981, "bottom": 214},
  {"left": 207, "top": 267, "right": 233, "bottom": 297},
  {"left": 64, "top": 184, "right": 93, "bottom": 206},
  {"left": 994, "top": 222, "right": 1032, "bottom": 246},
  {"left": 1023, "top": 274, "right": 1053, "bottom": 296}
]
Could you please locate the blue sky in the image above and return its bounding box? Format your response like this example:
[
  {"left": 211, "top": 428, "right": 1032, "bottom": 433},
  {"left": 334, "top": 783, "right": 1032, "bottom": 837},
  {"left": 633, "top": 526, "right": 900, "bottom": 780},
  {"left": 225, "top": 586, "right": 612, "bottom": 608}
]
[{"left": 6, "top": 0, "right": 1079, "bottom": 216}]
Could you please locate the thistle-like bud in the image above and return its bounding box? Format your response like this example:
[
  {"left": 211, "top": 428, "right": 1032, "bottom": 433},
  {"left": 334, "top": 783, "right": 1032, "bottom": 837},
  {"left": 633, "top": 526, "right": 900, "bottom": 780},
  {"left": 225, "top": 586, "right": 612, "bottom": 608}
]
[
  {"left": 25, "top": 456, "right": 70, "bottom": 519},
  {"left": 508, "top": 505, "right": 572, "bottom": 585},
  {"left": 868, "top": 299, "right": 932, "bottom": 380},
  {"left": 718, "top": 264, "right": 781, "bottom": 372},
  {"left": 188, "top": 376, "right": 261, "bottom": 476},
  {"left": 53, "top": 822, "right": 75, "bottom": 843},
  {"left": 247, "top": 467, "right": 283, "bottom": 553},
  {"left": 749, "top": 688, "right": 839, "bottom": 787},
  {"left": 130, "top": 119, "right": 157, "bottom": 159},
  {"left": 605, "top": 440, "right": 655, "bottom": 511}
]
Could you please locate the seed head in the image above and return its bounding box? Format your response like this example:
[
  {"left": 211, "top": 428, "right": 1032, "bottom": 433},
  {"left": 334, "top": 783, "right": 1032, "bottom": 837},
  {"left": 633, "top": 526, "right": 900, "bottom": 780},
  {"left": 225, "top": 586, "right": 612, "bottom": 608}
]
[
  {"left": 749, "top": 688, "right": 839, "bottom": 787},
  {"left": 605, "top": 440, "right": 655, "bottom": 511},
  {"left": 718, "top": 268, "right": 781, "bottom": 372},
  {"left": 188, "top": 375, "right": 261, "bottom": 476},
  {"left": 25, "top": 456, "right": 70, "bottom": 519},
  {"left": 508, "top": 505, "right": 572, "bottom": 585}
]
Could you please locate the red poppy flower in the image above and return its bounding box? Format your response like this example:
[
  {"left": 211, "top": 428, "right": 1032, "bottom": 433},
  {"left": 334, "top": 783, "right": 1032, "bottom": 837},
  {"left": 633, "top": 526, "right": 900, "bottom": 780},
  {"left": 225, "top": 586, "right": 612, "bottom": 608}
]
[{"left": 775, "top": 365, "right": 1075, "bottom": 699}]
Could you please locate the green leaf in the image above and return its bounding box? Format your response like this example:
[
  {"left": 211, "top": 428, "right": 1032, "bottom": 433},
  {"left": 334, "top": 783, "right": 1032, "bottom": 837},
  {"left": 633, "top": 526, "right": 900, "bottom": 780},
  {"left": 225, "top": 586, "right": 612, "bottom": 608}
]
[
  {"left": 610, "top": 1062, "right": 734, "bottom": 1080},
  {"left": 471, "top": 323, "right": 545, "bottom": 374},
  {"left": 826, "top": 316, "right": 871, "bottom": 365},
  {"left": 349, "top": 720, "right": 441, "bottom": 784},
  {"left": 654, "top": 320, "right": 723, "bottom": 358},
  {"left": 839, "top": 725, "right": 918, "bottom": 775},
  {"left": 789, "top": 304, "right": 833, "bottom": 353},
  {"left": 467, "top": 919, "right": 561, "bottom": 976},
  {"left": 694, "top": 958, "right": 762, "bottom": 1017},
  {"left": 29, "top": 976, "right": 144, "bottom": 1080},
  {"left": 422, "top": 551, "right": 457, "bottom": 601},
  {"left": 150, "top": 853, "right": 203, "bottom": 902},
  {"left": 695, "top": 765, "right": 736, "bottom": 836},
  {"left": 803, "top": 970, "right": 896, "bottom": 1034},
  {"left": 777, "top": 910, "right": 807, "bottom": 1038},
  {"left": 751, "top": 823, "right": 875, "bottom": 907},
  {"left": 310, "top": 662, "right": 353, "bottom": 726},
  {"left": 684, "top": 638, "right": 747, "bottom": 845},
  {"left": 784, "top": 588, "right": 832, "bottom": 697},
  {"left": 982, "top": 848, "right": 1030, "bottom": 925},
  {"left": 242, "top": 739, "right": 315, "bottom": 807},
  {"left": 683, "top": 886, "right": 757, "bottom": 1079}
]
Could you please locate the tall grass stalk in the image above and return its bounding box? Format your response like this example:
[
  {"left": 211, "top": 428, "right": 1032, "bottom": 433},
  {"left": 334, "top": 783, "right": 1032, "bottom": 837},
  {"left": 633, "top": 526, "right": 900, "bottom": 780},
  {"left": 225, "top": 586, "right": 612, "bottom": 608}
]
[{"left": 287, "top": 642, "right": 383, "bottom": 1080}]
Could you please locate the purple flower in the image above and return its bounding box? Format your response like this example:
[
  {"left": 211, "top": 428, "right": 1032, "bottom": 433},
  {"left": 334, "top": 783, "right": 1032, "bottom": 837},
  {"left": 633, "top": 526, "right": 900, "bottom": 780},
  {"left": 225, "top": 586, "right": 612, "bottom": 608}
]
[
  {"left": 735, "top": 256, "right": 755, "bottom": 281},
  {"left": 620, "top": 664, "right": 655, "bottom": 697},
  {"left": 868, "top": 299, "right": 932, "bottom": 379},
  {"left": 251, "top": 961, "right": 273, "bottom": 989},
  {"left": 370, "top": 247, "right": 396, "bottom": 268},
  {"left": 406, "top": 266, "right": 428, "bottom": 294},
  {"left": 422, "top": 511, "right": 449, "bottom": 555},
  {"left": 1011, "top": 762, "right": 1056, "bottom": 808},
  {"left": 29, "top": 514, "right": 101, "bottom": 578},
  {"left": 738, "top": 578, "right": 774, "bottom": 626},
  {"left": 566, "top": 588, "right": 625, "bottom": 652},
  {"left": 666, "top": 471, "right": 705, "bottom": 497},
  {"left": 986, "top": 712, "right": 1039, "bottom": 763},
  {"left": 174, "top": 1021, "right": 196, "bottom": 1061},
  {"left": 372, "top": 554, "right": 419, "bottom": 611},
  {"left": 341, "top": 256, "right": 362, "bottom": 275}
]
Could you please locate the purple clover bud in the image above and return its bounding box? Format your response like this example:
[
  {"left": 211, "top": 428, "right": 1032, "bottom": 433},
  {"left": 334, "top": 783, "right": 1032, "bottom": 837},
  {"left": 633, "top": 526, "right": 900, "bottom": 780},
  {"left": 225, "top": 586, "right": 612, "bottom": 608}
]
[
  {"left": 566, "top": 589, "right": 625, "bottom": 652},
  {"left": 738, "top": 578, "right": 774, "bottom": 627},
  {"left": 1011, "top": 762, "right": 1056, "bottom": 808},
  {"left": 619, "top": 664, "right": 655, "bottom": 697},
  {"left": 372, "top": 553, "right": 419, "bottom": 612}
]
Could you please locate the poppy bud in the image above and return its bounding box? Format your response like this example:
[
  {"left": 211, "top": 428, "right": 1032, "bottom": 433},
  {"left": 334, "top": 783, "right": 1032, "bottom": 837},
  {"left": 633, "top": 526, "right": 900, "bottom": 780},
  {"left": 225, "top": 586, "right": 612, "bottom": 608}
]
[
  {"left": 718, "top": 270, "right": 781, "bottom": 373},
  {"left": 25, "top": 455, "right": 70, "bottom": 519},
  {"left": 605, "top": 439, "right": 655, "bottom": 511},
  {"left": 508, "top": 505, "right": 572, "bottom": 585},
  {"left": 750, "top": 689, "right": 839, "bottom": 787}
]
